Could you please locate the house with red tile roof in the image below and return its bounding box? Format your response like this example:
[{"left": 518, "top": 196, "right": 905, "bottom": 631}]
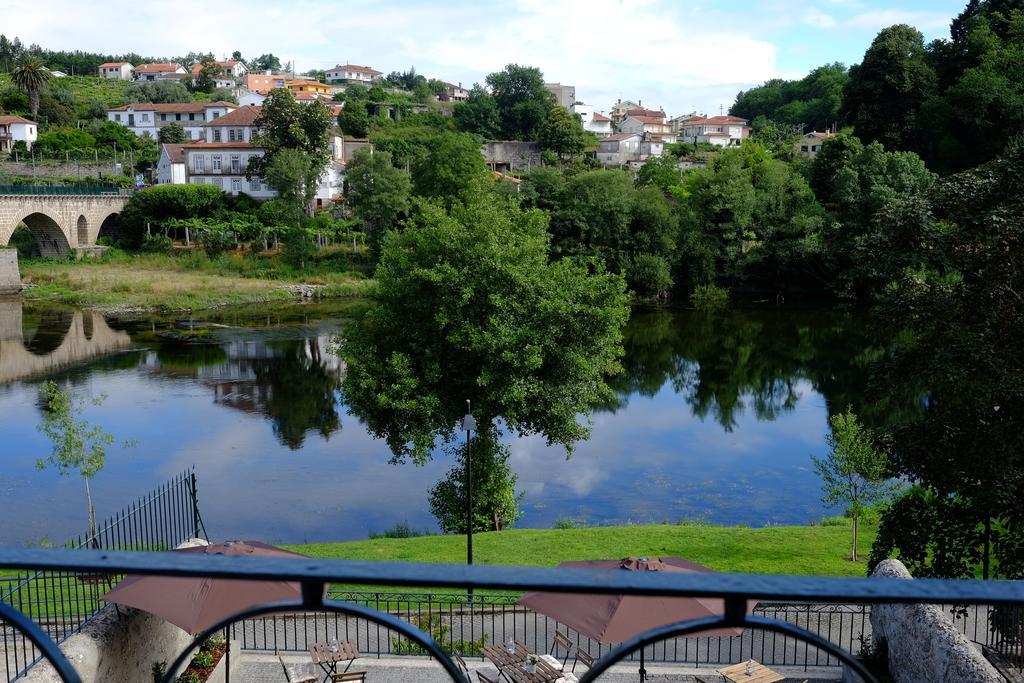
[
  {"left": 325, "top": 64, "right": 382, "bottom": 84},
  {"left": 107, "top": 102, "right": 237, "bottom": 140},
  {"left": 191, "top": 60, "right": 248, "bottom": 79},
  {"left": 0, "top": 115, "right": 38, "bottom": 153},
  {"left": 620, "top": 114, "right": 676, "bottom": 143},
  {"left": 98, "top": 62, "right": 134, "bottom": 80},
  {"left": 673, "top": 115, "right": 750, "bottom": 147},
  {"left": 796, "top": 131, "right": 835, "bottom": 157},
  {"left": 133, "top": 63, "right": 187, "bottom": 81},
  {"left": 571, "top": 103, "right": 613, "bottom": 138}
]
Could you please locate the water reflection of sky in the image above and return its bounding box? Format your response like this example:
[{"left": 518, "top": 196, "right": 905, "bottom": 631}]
[{"left": 0, "top": 304, "right": 834, "bottom": 546}]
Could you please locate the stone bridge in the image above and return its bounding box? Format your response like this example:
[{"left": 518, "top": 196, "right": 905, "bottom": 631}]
[
  {"left": 0, "top": 191, "right": 130, "bottom": 257},
  {"left": 0, "top": 299, "right": 133, "bottom": 383}
]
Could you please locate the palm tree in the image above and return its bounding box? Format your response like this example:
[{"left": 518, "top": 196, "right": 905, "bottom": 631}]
[{"left": 11, "top": 56, "right": 50, "bottom": 119}]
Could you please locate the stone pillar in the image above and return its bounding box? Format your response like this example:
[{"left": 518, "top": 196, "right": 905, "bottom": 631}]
[
  {"left": 0, "top": 248, "right": 22, "bottom": 294},
  {"left": 869, "top": 559, "right": 1003, "bottom": 683}
]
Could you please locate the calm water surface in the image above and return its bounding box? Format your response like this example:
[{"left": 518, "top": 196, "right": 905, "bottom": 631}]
[{"left": 0, "top": 298, "right": 873, "bottom": 545}]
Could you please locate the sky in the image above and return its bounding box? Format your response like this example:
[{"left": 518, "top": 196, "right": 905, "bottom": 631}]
[{"left": 1, "top": 0, "right": 968, "bottom": 117}]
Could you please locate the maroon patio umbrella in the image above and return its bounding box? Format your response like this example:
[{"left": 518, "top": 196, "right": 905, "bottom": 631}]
[
  {"left": 518, "top": 557, "right": 755, "bottom": 680},
  {"left": 103, "top": 540, "right": 317, "bottom": 683}
]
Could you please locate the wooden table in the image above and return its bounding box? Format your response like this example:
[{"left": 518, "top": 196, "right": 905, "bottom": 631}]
[
  {"left": 309, "top": 640, "right": 359, "bottom": 682},
  {"left": 482, "top": 642, "right": 563, "bottom": 683},
  {"left": 717, "top": 660, "right": 785, "bottom": 683}
]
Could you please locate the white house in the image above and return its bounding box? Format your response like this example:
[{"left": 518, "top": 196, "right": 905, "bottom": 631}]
[
  {"left": 238, "top": 90, "right": 266, "bottom": 107},
  {"left": 134, "top": 63, "right": 187, "bottom": 81},
  {"left": 191, "top": 60, "right": 247, "bottom": 80},
  {"left": 609, "top": 99, "right": 641, "bottom": 124},
  {"left": 442, "top": 82, "right": 468, "bottom": 102},
  {"left": 796, "top": 131, "right": 835, "bottom": 157},
  {"left": 619, "top": 112, "right": 675, "bottom": 143},
  {"left": 324, "top": 64, "right": 381, "bottom": 84},
  {"left": 107, "top": 102, "right": 237, "bottom": 140},
  {"left": 673, "top": 115, "right": 750, "bottom": 147},
  {"left": 156, "top": 143, "right": 186, "bottom": 185},
  {"left": 0, "top": 115, "right": 38, "bottom": 153},
  {"left": 98, "top": 62, "right": 134, "bottom": 79},
  {"left": 596, "top": 133, "right": 642, "bottom": 166},
  {"left": 571, "top": 104, "right": 613, "bottom": 138}
]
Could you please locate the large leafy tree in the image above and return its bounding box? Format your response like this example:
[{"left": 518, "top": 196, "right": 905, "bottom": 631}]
[
  {"left": 841, "top": 25, "right": 937, "bottom": 155},
  {"left": 428, "top": 435, "right": 523, "bottom": 533},
  {"left": 340, "top": 193, "right": 629, "bottom": 465},
  {"left": 249, "top": 89, "right": 334, "bottom": 213},
  {"left": 485, "top": 64, "right": 554, "bottom": 141},
  {"left": 412, "top": 132, "right": 491, "bottom": 205},
  {"left": 453, "top": 84, "right": 500, "bottom": 139},
  {"left": 537, "top": 105, "right": 589, "bottom": 158},
  {"left": 345, "top": 147, "right": 412, "bottom": 258},
  {"left": 731, "top": 63, "right": 848, "bottom": 132},
  {"left": 157, "top": 122, "right": 186, "bottom": 144},
  {"left": 11, "top": 55, "right": 50, "bottom": 118},
  {"left": 868, "top": 135, "right": 1024, "bottom": 580}
]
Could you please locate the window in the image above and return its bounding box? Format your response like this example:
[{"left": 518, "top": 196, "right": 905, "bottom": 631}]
[
  {"left": 175, "top": 114, "right": 181, "bottom": 121},
  {"left": 228, "top": 129, "right": 236, "bottom": 142},
  {"left": 801, "top": 145, "right": 809, "bottom": 153},
  {"left": 812, "top": 145, "right": 820, "bottom": 152},
  {"left": 249, "top": 178, "right": 261, "bottom": 192},
  {"left": 114, "top": 114, "right": 121, "bottom": 122},
  {"left": 189, "top": 113, "right": 195, "bottom": 121},
  {"left": 230, "top": 155, "right": 241, "bottom": 174},
  {"left": 231, "top": 178, "right": 241, "bottom": 194},
  {"left": 212, "top": 155, "right": 222, "bottom": 172},
  {"left": 161, "top": 114, "right": 167, "bottom": 122},
  {"left": 194, "top": 155, "right": 205, "bottom": 172},
  {"left": 213, "top": 177, "right": 223, "bottom": 189},
  {"left": 213, "top": 129, "right": 222, "bottom": 142},
  {"left": 212, "top": 112, "right": 220, "bottom": 119}
]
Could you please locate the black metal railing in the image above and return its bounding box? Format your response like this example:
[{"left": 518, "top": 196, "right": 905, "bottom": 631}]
[
  {"left": 1, "top": 469, "right": 205, "bottom": 681},
  {"left": 1, "top": 546, "right": 1023, "bottom": 683},
  {"left": 0, "top": 185, "right": 131, "bottom": 196}
]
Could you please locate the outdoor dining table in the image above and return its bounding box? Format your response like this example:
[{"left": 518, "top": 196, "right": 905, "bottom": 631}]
[
  {"left": 717, "top": 659, "right": 785, "bottom": 683},
  {"left": 482, "top": 641, "right": 563, "bottom": 683},
  {"left": 309, "top": 640, "right": 359, "bottom": 682}
]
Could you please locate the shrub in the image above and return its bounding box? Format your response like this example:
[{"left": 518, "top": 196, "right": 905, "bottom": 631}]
[
  {"left": 690, "top": 284, "right": 729, "bottom": 311},
  {"left": 200, "top": 229, "right": 235, "bottom": 260},
  {"left": 820, "top": 516, "right": 851, "bottom": 527},
  {"left": 368, "top": 521, "right": 426, "bottom": 539},
  {"left": 191, "top": 651, "right": 214, "bottom": 669},
  {"left": 552, "top": 517, "right": 585, "bottom": 530},
  {"left": 281, "top": 227, "right": 316, "bottom": 269},
  {"left": 626, "top": 253, "right": 673, "bottom": 299},
  {"left": 151, "top": 661, "right": 167, "bottom": 683},
  {"left": 176, "top": 673, "right": 200, "bottom": 683},
  {"left": 140, "top": 234, "right": 173, "bottom": 254}
]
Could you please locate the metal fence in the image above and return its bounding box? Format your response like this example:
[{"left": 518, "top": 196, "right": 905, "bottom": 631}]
[
  {"left": 0, "top": 184, "right": 131, "bottom": 196},
  {"left": 1, "top": 468, "right": 205, "bottom": 681}
]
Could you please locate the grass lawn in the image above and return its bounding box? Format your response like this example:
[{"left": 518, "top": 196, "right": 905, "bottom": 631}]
[
  {"left": 20, "top": 253, "right": 374, "bottom": 313},
  {"left": 288, "top": 523, "right": 877, "bottom": 593}
]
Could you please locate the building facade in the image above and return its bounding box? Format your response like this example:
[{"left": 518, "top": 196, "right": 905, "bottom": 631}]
[
  {"left": 286, "top": 80, "right": 331, "bottom": 96},
  {"left": 571, "top": 104, "right": 613, "bottom": 138},
  {"left": 673, "top": 115, "right": 750, "bottom": 147},
  {"left": 325, "top": 64, "right": 382, "bottom": 84},
  {"left": 619, "top": 114, "right": 675, "bottom": 143},
  {"left": 156, "top": 143, "right": 186, "bottom": 185},
  {"left": 98, "top": 62, "right": 134, "bottom": 79},
  {"left": 796, "top": 131, "right": 835, "bottom": 157},
  {"left": 443, "top": 83, "right": 468, "bottom": 102},
  {"left": 545, "top": 82, "right": 576, "bottom": 108},
  {"left": 245, "top": 74, "right": 289, "bottom": 94},
  {"left": 107, "top": 102, "right": 237, "bottom": 140},
  {"left": 0, "top": 116, "right": 37, "bottom": 152},
  {"left": 133, "top": 63, "right": 187, "bottom": 81},
  {"left": 596, "top": 133, "right": 642, "bottom": 166}
]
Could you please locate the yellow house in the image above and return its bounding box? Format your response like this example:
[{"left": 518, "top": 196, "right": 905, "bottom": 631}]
[{"left": 286, "top": 80, "right": 330, "bottom": 95}]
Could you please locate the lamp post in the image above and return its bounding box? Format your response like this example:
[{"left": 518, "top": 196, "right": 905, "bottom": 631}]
[{"left": 461, "top": 400, "right": 476, "bottom": 600}]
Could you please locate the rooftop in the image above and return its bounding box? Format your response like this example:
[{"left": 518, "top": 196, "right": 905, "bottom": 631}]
[
  {"left": 161, "top": 143, "right": 186, "bottom": 164},
  {"left": 135, "top": 62, "right": 184, "bottom": 73},
  {"left": 202, "top": 105, "right": 261, "bottom": 127},
  {"left": 328, "top": 64, "right": 382, "bottom": 75},
  {"left": 0, "top": 115, "right": 37, "bottom": 125},
  {"left": 109, "top": 102, "right": 236, "bottom": 113}
]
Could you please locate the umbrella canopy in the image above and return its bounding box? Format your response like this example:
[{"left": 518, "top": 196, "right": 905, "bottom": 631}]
[
  {"left": 518, "top": 557, "right": 751, "bottom": 642},
  {"left": 103, "top": 540, "right": 313, "bottom": 635}
]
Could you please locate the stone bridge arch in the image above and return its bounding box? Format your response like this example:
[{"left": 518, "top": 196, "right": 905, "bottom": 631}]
[
  {"left": 20, "top": 211, "right": 72, "bottom": 258},
  {"left": 0, "top": 193, "right": 130, "bottom": 256}
]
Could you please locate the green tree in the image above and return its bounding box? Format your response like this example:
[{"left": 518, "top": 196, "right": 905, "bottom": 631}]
[
  {"left": 731, "top": 63, "right": 848, "bottom": 131},
  {"left": 428, "top": 434, "right": 523, "bottom": 533},
  {"left": 250, "top": 53, "right": 281, "bottom": 71},
  {"left": 337, "top": 104, "right": 370, "bottom": 138},
  {"left": 263, "top": 148, "right": 313, "bottom": 210},
  {"left": 453, "top": 84, "right": 500, "bottom": 139},
  {"left": 635, "top": 156, "right": 682, "bottom": 193},
  {"left": 36, "top": 381, "right": 121, "bottom": 539},
  {"left": 93, "top": 120, "right": 136, "bottom": 152},
  {"left": 842, "top": 25, "right": 937, "bottom": 154},
  {"left": 157, "top": 122, "right": 186, "bottom": 144},
  {"left": 249, "top": 90, "right": 334, "bottom": 214},
  {"left": 11, "top": 55, "right": 50, "bottom": 118},
  {"left": 537, "top": 105, "right": 588, "bottom": 157},
  {"left": 812, "top": 409, "right": 893, "bottom": 561},
  {"left": 485, "top": 64, "right": 554, "bottom": 140},
  {"left": 124, "top": 79, "right": 191, "bottom": 104},
  {"left": 345, "top": 148, "right": 412, "bottom": 258},
  {"left": 340, "top": 193, "right": 629, "bottom": 465},
  {"left": 553, "top": 169, "right": 634, "bottom": 263},
  {"left": 192, "top": 58, "right": 221, "bottom": 93},
  {"left": 412, "top": 132, "right": 491, "bottom": 205}
]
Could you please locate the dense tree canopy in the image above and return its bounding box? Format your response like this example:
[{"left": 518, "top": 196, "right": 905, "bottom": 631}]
[
  {"left": 485, "top": 64, "right": 554, "bottom": 141},
  {"left": 731, "top": 63, "right": 848, "bottom": 132}
]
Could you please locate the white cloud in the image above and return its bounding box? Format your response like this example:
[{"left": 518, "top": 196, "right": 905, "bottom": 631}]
[
  {"left": 844, "top": 9, "right": 953, "bottom": 33},
  {"left": 803, "top": 8, "right": 839, "bottom": 29}
]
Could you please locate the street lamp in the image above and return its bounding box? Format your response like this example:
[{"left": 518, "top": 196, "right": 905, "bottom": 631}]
[{"left": 461, "top": 400, "right": 476, "bottom": 600}]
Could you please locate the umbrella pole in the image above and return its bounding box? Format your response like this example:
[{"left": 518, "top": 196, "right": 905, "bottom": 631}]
[
  {"left": 224, "top": 626, "right": 230, "bottom": 683},
  {"left": 639, "top": 647, "right": 646, "bottom": 682}
]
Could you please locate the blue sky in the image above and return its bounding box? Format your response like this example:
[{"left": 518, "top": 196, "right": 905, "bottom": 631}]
[{"left": 2, "top": 0, "right": 967, "bottom": 116}]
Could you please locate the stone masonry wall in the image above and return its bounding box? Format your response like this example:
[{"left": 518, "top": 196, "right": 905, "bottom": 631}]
[
  {"left": 0, "top": 161, "right": 120, "bottom": 178},
  {"left": 0, "top": 194, "right": 128, "bottom": 255},
  {"left": 870, "top": 559, "right": 1003, "bottom": 683},
  {"left": 0, "top": 249, "right": 20, "bottom": 294}
]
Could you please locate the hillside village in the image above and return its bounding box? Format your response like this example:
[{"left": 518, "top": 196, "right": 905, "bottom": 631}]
[{"left": 0, "top": 42, "right": 839, "bottom": 206}]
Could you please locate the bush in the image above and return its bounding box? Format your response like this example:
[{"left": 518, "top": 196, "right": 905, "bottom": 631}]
[
  {"left": 200, "top": 229, "right": 235, "bottom": 259},
  {"left": 191, "top": 651, "right": 214, "bottom": 669},
  {"left": 820, "top": 516, "right": 851, "bottom": 527},
  {"left": 119, "top": 184, "right": 227, "bottom": 248},
  {"left": 175, "top": 673, "right": 200, "bottom": 683},
  {"left": 626, "top": 253, "right": 673, "bottom": 299},
  {"left": 552, "top": 517, "right": 585, "bottom": 530},
  {"left": 690, "top": 284, "right": 729, "bottom": 311},
  {"left": 369, "top": 521, "right": 426, "bottom": 539},
  {"left": 140, "top": 234, "right": 173, "bottom": 254},
  {"left": 281, "top": 227, "right": 316, "bottom": 269}
]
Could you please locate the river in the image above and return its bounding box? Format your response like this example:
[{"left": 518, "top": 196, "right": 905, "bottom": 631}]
[{"left": 0, "top": 298, "right": 873, "bottom": 546}]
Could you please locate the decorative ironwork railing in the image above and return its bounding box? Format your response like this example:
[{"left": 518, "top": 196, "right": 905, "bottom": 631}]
[
  {"left": 1, "top": 469, "right": 205, "bottom": 680},
  {"left": 1, "top": 546, "right": 1023, "bottom": 683}
]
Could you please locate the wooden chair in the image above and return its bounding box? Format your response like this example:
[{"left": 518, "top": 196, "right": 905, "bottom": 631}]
[
  {"left": 572, "top": 647, "right": 595, "bottom": 673},
  {"left": 548, "top": 631, "right": 574, "bottom": 670},
  {"left": 331, "top": 672, "right": 368, "bottom": 683},
  {"left": 277, "top": 650, "right": 317, "bottom": 683},
  {"left": 477, "top": 670, "right": 500, "bottom": 683},
  {"left": 453, "top": 652, "right": 471, "bottom": 680}
]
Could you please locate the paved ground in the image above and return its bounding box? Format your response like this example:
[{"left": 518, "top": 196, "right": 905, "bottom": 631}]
[{"left": 236, "top": 652, "right": 844, "bottom": 683}]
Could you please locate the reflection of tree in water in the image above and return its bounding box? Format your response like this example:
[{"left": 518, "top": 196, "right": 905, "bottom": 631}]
[
  {"left": 250, "top": 338, "right": 341, "bottom": 450},
  {"left": 608, "top": 307, "right": 882, "bottom": 430}
]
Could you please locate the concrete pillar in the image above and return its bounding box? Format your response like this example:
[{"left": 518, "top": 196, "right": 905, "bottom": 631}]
[{"left": 0, "top": 249, "right": 22, "bottom": 295}]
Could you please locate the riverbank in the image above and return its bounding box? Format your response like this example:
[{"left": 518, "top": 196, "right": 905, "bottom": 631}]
[
  {"left": 288, "top": 522, "right": 878, "bottom": 589},
  {"left": 18, "top": 251, "right": 375, "bottom": 313}
]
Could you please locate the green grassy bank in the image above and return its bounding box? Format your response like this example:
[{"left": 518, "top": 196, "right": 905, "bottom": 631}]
[{"left": 19, "top": 250, "right": 375, "bottom": 313}]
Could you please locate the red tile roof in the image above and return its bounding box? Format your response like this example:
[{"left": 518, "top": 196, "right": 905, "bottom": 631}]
[
  {"left": 0, "top": 115, "right": 36, "bottom": 125},
  {"left": 626, "top": 107, "right": 665, "bottom": 119},
  {"left": 328, "top": 64, "right": 381, "bottom": 75},
  {"left": 99, "top": 62, "right": 131, "bottom": 68},
  {"left": 161, "top": 143, "right": 186, "bottom": 163},
  {"left": 603, "top": 133, "right": 641, "bottom": 142},
  {"left": 288, "top": 79, "right": 328, "bottom": 88},
  {"left": 135, "top": 63, "right": 184, "bottom": 73},
  {"left": 109, "top": 102, "right": 236, "bottom": 113},
  {"left": 592, "top": 112, "right": 611, "bottom": 122},
  {"left": 202, "top": 105, "right": 261, "bottom": 127},
  {"left": 627, "top": 115, "right": 669, "bottom": 125},
  {"left": 181, "top": 142, "right": 258, "bottom": 149}
]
